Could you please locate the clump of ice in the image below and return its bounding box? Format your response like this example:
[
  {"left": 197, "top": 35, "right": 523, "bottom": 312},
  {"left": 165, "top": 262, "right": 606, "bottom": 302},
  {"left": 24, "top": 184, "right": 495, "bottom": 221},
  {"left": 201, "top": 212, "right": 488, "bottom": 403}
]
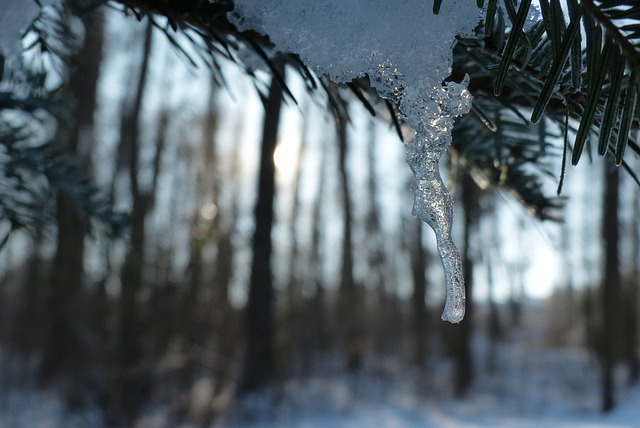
[
  {"left": 229, "top": 0, "right": 480, "bottom": 322},
  {"left": 0, "top": 0, "right": 52, "bottom": 62}
]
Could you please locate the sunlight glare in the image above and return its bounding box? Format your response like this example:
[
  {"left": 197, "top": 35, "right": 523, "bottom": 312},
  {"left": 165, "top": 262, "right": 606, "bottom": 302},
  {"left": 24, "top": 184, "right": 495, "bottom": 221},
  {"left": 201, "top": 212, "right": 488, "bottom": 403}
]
[{"left": 273, "top": 143, "right": 297, "bottom": 177}]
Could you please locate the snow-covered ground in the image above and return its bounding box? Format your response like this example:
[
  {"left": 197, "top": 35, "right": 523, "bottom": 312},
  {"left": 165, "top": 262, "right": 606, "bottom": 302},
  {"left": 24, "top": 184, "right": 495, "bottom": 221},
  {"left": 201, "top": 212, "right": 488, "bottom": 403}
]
[
  {"left": 2, "top": 308, "right": 640, "bottom": 428},
  {"left": 211, "top": 305, "right": 640, "bottom": 428},
  {"left": 226, "top": 341, "right": 640, "bottom": 428},
  {"left": 229, "top": 379, "right": 640, "bottom": 428}
]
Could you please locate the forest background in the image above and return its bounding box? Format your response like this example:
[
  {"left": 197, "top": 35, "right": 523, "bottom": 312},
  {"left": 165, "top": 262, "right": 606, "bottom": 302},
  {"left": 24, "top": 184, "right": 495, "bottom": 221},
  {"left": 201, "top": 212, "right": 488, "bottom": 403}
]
[{"left": 1, "top": 1, "right": 640, "bottom": 426}]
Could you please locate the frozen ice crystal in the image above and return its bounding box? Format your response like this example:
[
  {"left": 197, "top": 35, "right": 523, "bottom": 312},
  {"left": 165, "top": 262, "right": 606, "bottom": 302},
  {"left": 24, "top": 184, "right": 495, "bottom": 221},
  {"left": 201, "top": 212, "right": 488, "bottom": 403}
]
[{"left": 229, "top": 0, "right": 480, "bottom": 322}]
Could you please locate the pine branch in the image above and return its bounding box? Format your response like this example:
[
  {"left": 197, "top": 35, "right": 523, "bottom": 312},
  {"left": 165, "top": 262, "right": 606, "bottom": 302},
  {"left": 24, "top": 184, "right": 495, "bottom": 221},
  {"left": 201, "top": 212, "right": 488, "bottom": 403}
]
[
  {"left": 583, "top": 0, "right": 640, "bottom": 72},
  {"left": 0, "top": 120, "right": 127, "bottom": 237}
]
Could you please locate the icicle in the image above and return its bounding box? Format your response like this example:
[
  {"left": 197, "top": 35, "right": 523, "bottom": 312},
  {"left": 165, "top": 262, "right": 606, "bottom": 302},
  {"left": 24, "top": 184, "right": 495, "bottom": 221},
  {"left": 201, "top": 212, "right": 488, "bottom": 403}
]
[
  {"left": 371, "top": 65, "right": 471, "bottom": 322},
  {"left": 227, "top": 0, "right": 480, "bottom": 322},
  {"left": 407, "top": 143, "right": 465, "bottom": 322},
  {"left": 403, "top": 78, "right": 472, "bottom": 323}
]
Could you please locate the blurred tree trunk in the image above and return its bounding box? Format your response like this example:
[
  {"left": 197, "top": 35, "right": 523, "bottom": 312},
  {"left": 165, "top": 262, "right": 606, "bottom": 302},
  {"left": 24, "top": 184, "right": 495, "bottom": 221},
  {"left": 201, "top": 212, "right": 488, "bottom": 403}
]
[
  {"left": 486, "top": 205, "right": 501, "bottom": 344},
  {"left": 364, "top": 120, "right": 391, "bottom": 354},
  {"left": 286, "top": 113, "right": 306, "bottom": 297},
  {"left": 450, "top": 169, "right": 479, "bottom": 396},
  {"left": 600, "top": 162, "right": 621, "bottom": 412},
  {"left": 582, "top": 179, "right": 597, "bottom": 352},
  {"left": 410, "top": 218, "right": 429, "bottom": 365},
  {"left": 111, "top": 20, "right": 155, "bottom": 424},
  {"left": 484, "top": 210, "right": 502, "bottom": 373},
  {"left": 560, "top": 219, "right": 575, "bottom": 330},
  {"left": 308, "top": 121, "right": 328, "bottom": 354},
  {"left": 240, "top": 60, "right": 285, "bottom": 392},
  {"left": 507, "top": 218, "right": 527, "bottom": 327},
  {"left": 184, "top": 78, "right": 219, "bottom": 344},
  {"left": 15, "top": 238, "right": 46, "bottom": 353},
  {"left": 40, "top": 12, "right": 104, "bottom": 385},
  {"left": 203, "top": 121, "right": 241, "bottom": 424},
  {"left": 336, "top": 108, "right": 362, "bottom": 372},
  {"left": 283, "top": 109, "right": 307, "bottom": 370},
  {"left": 146, "top": 110, "right": 172, "bottom": 354},
  {"left": 119, "top": 19, "right": 153, "bottom": 364},
  {"left": 24, "top": 249, "right": 45, "bottom": 336},
  {"left": 625, "top": 180, "right": 640, "bottom": 384},
  {"left": 211, "top": 120, "right": 241, "bottom": 320},
  {"left": 486, "top": 264, "right": 501, "bottom": 342},
  {"left": 212, "top": 115, "right": 243, "bottom": 313}
]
